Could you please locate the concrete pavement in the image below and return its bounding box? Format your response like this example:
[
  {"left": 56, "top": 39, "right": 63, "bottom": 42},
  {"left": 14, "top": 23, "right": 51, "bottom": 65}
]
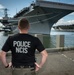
[{"left": 0, "top": 50, "right": 74, "bottom": 75}]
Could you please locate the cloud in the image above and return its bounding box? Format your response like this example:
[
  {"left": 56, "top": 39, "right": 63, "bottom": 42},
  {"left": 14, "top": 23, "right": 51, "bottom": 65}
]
[
  {"left": 67, "top": 20, "right": 74, "bottom": 24},
  {"left": 0, "top": 4, "right": 5, "bottom": 9},
  {"left": 54, "top": 19, "right": 74, "bottom": 26},
  {"left": 69, "top": 12, "right": 74, "bottom": 16},
  {"left": 0, "top": 17, "right": 2, "bottom": 19},
  {"left": 0, "top": 4, "right": 5, "bottom": 13}
]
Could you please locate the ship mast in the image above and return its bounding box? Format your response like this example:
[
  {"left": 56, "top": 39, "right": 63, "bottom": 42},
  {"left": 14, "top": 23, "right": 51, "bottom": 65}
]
[{"left": 3, "top": 8, "right": 8, "bottom": 19}]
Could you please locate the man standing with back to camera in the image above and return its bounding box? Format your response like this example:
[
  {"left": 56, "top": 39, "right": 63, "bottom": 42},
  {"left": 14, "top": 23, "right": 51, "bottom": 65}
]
[{"left": 0, "top": 18, "right": 48, "bottom": 75}]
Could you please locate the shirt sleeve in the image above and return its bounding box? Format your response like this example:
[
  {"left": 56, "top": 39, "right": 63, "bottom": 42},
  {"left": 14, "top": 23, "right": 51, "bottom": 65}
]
[
  {"left": 35, "top": 38, "right": 45, "bottom": 52},
  {"left": 1, "top": 36, "right": 11, "bottom": 52}
]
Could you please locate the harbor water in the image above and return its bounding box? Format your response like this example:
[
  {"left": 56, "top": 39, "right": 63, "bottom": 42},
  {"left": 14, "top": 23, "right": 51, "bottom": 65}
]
[
  {"left": 0, "top": 29, "right": 74, "bottom": 50},
  {"left": 50, "top": 30, "right": 74, "bottom": 48}
]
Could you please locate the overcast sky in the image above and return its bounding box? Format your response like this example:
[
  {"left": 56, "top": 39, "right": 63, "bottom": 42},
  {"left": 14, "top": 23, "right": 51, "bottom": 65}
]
[{"left": 0, "top": 0, "right": 74, "bottom": 25}]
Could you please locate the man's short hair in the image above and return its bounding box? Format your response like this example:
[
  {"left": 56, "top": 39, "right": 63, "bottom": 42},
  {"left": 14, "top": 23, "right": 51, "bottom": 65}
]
[{"left": 18, "top": 18, "right": 29, "bottom": 30}]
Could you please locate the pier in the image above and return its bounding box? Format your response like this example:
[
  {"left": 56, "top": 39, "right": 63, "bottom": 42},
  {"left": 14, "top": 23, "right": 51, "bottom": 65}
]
[
  {"left": 0, "top": 33, "right": 74, "bottom": 75},
  {"left": 1, "top": 33, "right": 74, "bottom": 75},
  {"left": 0, "top": 50, "right": 74, "bottom": 75}
]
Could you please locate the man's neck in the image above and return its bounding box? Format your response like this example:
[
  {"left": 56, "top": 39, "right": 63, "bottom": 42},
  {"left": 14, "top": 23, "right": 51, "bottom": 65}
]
[{"left": 19, "top": 30, "right": 28, "bottom": 34}]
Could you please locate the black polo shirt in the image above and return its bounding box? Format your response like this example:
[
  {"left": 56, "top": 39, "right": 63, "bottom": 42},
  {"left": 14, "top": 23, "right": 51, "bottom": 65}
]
[{"left": 2, "top": 33, "right": 45, "bottom": 66}]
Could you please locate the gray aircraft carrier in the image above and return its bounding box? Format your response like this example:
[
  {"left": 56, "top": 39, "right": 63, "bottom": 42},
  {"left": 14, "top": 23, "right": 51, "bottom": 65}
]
[{"left": 0, "top": 0, "right": 74, "bottom": 34}]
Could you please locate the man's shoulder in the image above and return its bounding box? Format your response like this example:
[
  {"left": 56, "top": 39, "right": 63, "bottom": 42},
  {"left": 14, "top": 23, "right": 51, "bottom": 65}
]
[
  {"left": 9, "top": 33, "right": 19, "bottom": 39},
  {"left": 9, "top": 33, "right": 39, "bottom": 41},
  {"left": 28, "top": 34, "right": 38, "bottom": 39}
]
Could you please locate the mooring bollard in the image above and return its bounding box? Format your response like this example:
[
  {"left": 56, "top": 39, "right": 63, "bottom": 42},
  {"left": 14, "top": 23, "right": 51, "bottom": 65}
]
[{"left": 56, "top": 35, "right": 64, "bottom": 48}]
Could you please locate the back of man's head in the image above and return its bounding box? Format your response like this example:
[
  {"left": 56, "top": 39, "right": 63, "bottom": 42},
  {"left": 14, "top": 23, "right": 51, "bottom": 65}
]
[{"left": 18, "top": 18, "right": 29, "bottom": 30}]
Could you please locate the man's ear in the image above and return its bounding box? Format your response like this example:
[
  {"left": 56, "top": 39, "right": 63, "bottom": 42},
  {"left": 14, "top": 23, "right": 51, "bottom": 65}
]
[{"left": 18, "top": 25, "right": 21, "bottom": 29}]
